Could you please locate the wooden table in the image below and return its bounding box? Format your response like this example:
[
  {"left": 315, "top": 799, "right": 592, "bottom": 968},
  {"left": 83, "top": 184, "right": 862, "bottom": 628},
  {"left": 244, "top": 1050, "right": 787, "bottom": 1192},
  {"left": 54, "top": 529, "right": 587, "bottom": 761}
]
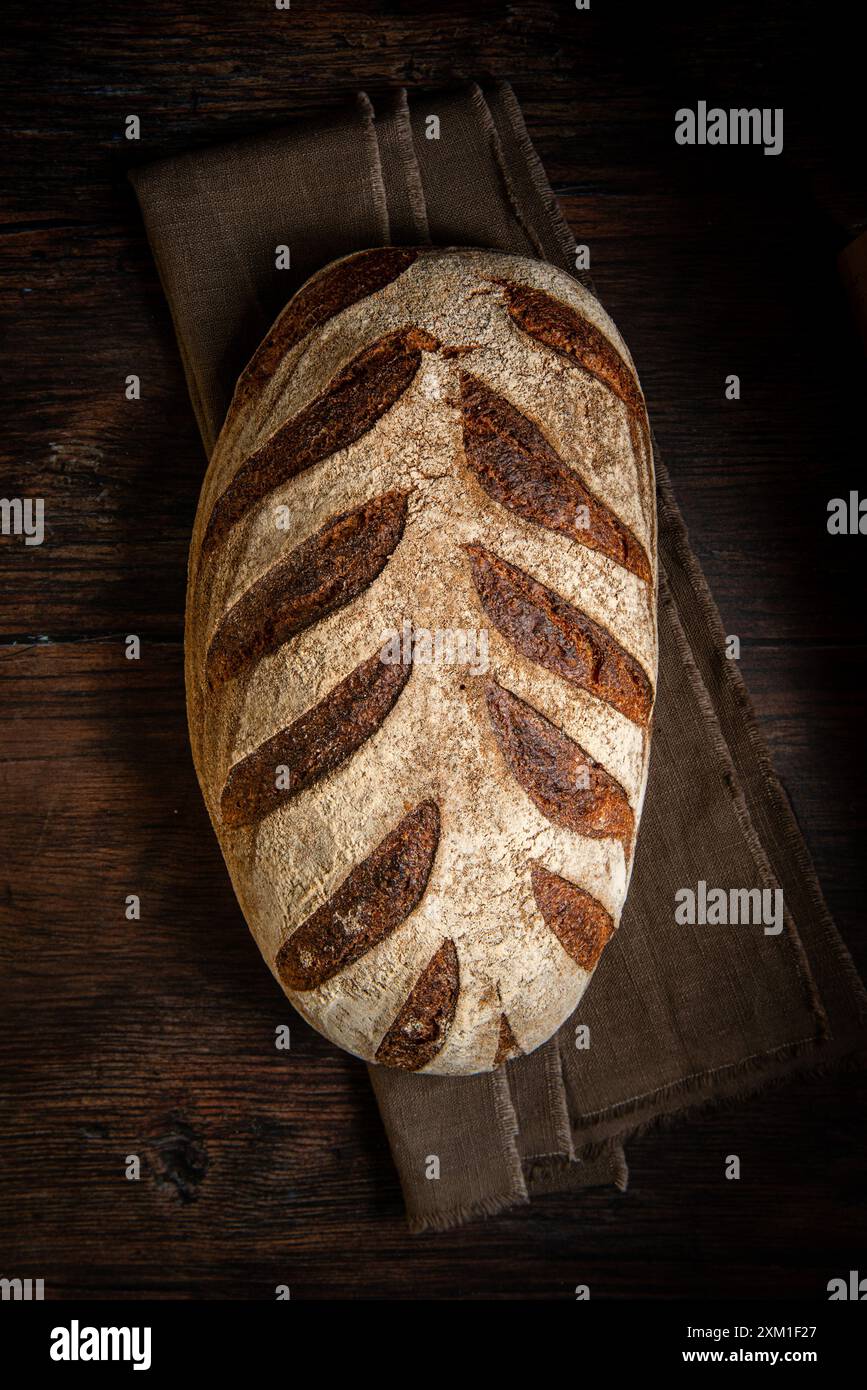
[{"left": 2, "top": 0, "right": 864, "bottom": 1299}]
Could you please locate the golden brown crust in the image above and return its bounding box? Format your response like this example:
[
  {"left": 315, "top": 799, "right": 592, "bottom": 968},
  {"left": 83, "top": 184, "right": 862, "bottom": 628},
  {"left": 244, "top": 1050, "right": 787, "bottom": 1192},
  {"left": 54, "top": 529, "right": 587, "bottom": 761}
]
[
  {"left": 494, "top": 1012, "right": 521, "bottom": 1065},
  {"left": 374, "top": 939, "right": 460, "bottom": 1070},
  {"left": 276, "top": 801, "right": 440, "bottom": 991},
  {"left": 467, "top": 543, "right": 653, "bottom": 727},
  {"left": 531, "top": 863, "right": 615, "bottom": 972},
  {"left": 240, "top": 248, "right": 421, "bottom": 393},
  {"left": 485, "top": 681, "right": 635, "bottom": 852},
  {"left": 219, "top": 649, "right": 411, "bottom": 830},
  {"left": 202, "top": 326, "right": 438, "bottom": 557},
  {"left": 206, "top": 490, "right": 408, "bottom": 688},
  {"left": 497, "top": 277, "right": 654, "bottom": 493},
  {"left": 494, "top": 278, "right": 644, "bottom": 415},
  {"left": 460, "top": 372, "right": 651, "bottom": 584}
]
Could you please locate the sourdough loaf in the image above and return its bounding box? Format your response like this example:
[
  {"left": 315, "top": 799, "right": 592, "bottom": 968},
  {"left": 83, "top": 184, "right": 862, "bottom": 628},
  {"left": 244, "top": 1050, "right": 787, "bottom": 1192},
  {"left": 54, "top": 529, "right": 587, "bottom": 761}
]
[{"left": 185, "top": 247, "right": 658, "bottom": 1075}]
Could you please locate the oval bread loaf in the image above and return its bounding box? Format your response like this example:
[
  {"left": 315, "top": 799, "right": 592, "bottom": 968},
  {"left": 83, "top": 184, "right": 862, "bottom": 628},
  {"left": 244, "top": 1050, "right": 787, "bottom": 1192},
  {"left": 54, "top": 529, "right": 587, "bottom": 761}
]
[{"left": 186, "top": 247, "right": 658, "bottom": 1075}]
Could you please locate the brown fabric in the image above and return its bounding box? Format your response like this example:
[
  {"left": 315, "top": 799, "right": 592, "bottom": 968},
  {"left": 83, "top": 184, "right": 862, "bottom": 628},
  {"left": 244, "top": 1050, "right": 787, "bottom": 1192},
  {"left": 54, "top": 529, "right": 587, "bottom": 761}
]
[
  {"left": 131, "top": 94, "right": 389, "bottom": 452},
  {"left": 130, "top": 82, "right": 867, "bottom": 1235}
]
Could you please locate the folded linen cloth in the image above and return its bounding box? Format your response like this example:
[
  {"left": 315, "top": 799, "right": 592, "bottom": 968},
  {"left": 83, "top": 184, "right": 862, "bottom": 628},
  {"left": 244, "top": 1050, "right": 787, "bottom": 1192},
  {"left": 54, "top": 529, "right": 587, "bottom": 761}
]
[{"left": 130, "top": 82, "right": 867, "bottom": 1233}]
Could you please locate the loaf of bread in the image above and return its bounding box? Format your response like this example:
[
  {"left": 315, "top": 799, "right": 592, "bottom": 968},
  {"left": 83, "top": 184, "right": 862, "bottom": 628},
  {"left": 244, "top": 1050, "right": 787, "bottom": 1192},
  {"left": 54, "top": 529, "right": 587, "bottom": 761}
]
[{"left": 186, "top": 247, "right": 657, "bottom": 1075}]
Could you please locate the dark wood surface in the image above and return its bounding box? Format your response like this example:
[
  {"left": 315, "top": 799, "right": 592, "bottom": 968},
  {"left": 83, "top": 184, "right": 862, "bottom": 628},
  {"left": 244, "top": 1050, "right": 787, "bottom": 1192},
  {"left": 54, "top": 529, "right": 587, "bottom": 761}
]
[{"left": 1, "top": 0, "right": 865, "bottom": 1300}]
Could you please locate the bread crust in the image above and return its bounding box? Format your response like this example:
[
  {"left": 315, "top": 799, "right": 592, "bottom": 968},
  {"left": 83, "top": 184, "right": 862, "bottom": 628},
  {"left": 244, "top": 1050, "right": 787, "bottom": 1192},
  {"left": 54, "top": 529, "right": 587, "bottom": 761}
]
[{"left": 186, "top": 248, "right": 658, "bottom": 1075}]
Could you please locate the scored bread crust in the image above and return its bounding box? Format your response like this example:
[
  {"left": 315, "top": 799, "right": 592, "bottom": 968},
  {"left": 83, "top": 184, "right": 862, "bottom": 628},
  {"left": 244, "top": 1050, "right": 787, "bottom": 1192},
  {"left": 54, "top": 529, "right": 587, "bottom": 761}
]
[{"left": 185, "top": 247, "right": 658, "bottom": 1076}]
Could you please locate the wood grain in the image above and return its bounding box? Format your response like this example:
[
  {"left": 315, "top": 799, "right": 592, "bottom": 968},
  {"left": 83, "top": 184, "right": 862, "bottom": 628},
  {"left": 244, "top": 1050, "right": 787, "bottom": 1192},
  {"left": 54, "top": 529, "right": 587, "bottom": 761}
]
[{"left": 1, "top": 0, "right": 865, "bottom": 1300}]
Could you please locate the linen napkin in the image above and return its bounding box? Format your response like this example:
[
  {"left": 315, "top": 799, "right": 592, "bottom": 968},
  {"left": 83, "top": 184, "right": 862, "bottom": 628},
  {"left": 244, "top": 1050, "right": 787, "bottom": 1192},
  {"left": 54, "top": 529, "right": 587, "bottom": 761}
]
[{"left": 130, "top": 83, "right": 867, "bottom": 1232}]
